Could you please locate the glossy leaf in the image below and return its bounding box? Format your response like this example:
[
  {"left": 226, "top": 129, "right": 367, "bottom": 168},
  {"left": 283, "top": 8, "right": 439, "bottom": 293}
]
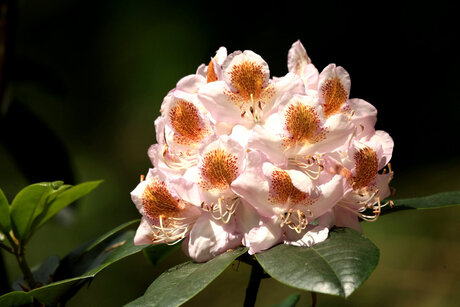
[
  {"left": 143, "top": 244, "right": 180, "bottom": 267},
  {"left": 0, "top": 188, "right": 10, "bottom": 233},
  {"left": 256, "top": 228, "right": 379, "bottom": 298},
  {"left": 126, "top": 247, "right": 248, "bottom": 307},
  {"left": 0, "top": 291, "right": 33, "bottom": 306},
  {"left": 13, "top": 255, "right": 60, "bottom": 291},
  {"left": 31, "top": 180, "right": 102, "bottom": 233},
  {"left": 381, "top": 191, "right": 460, "bottom": 216},
  {"left": 272, "top": 293, "right": 301, "bottom": 307},
  {"left": 9, "top": 183, "right": 53, "bottom": 241}
]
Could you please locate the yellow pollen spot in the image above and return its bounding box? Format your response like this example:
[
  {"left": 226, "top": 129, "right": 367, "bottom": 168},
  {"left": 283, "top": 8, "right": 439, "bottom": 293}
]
[
  {"left": 352, "top": 147, "right": 378, "bottom": 189},
  {"left": 142, "top": 179, "right": 184, "bottom": 220},
  {"left": 269, "top": 168, "right": 313, "bottom": 205},
  {"left": 321, "top": 77, "right": 348, "bottom": 117},
  {"left": 230, "top": 61, "right": 265, "bottom": 101},
  {"left": 169, "top": 99, "right": 208, "bottom": 145},
  {"left": 207, "top": 59, "right": 218, "bottom": 83},
  {"left": 283, "top": 103, "right": 327, "bottom": 148},
  {"left": 200, "top": 148, "right": 238, "bottom": 191}
]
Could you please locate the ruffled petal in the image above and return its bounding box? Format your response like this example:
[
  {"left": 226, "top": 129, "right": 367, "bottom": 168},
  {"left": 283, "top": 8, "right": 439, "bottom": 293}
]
[
  {"left": 287, "top": 40, "right": 311, "bottom": 75},
  {"left": 348, "top": 98, "right": 377, "bottom": 137},
  {"left": 134, "top": 218, "right": 154, "bottom": 245},
  {"left": 175, "top": 74, "right": 206, "bottom": 94},
  {"left": 186, "top": 213, "right": 241, "bottom": 262},
  {"left": 285, "top": 225, "right": 329, "bottom": 247},
  {"left": 333, "top": 206, "right": 362, "bottom": 232}
]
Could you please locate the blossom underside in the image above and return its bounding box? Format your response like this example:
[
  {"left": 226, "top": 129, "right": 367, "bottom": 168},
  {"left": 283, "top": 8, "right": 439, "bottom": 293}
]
[
  {"left": 321, "top": 77, "right": 348, "bottom": 117},
  {"left": 352, "top": 147, "right": 378, "bottom": 189},
  {"left": 143, "top": 179, "right": 184, "bottom": 219},
  {"left": 170, "top": 99, "right": 208, "bottom": 145},
  {"left": 283, "top": 103, "right": 327, "bottom": 148},
  {"left": 269, "top": 168, "right": 313, "bottom": 206},
  {"left": 200, "top": 148, "right": 238, "bottom": 191}
]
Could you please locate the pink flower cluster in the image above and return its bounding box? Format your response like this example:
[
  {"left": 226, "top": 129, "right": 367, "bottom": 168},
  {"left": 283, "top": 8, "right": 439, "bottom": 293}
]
[{"left": 131, "top": 41, "right": 394, "bottom": 262}]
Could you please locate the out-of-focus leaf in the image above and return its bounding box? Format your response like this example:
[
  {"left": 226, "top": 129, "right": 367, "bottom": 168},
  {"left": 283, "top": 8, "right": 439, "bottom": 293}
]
[
  {"left": 381, "top": 191, "right": 460, "bottom": 216},
  {"left": 272, "top": 293, "right": 301, "bottom": 307},
  {"left": 0, "top": 291, "right": 33, "bottom": 306},
  {"left": 9, "top": 183, "right": 53, "bottom": 241},
  {"left": 0, "top": 188, "right": 10, "bottom": 233},
  {"left": 5, "top": 220, "right": 150, "bottom": 306},
  {"left": 13, "top": 255, "right": 60, "bottom": 291},
  {"left": 125, "top": 247, "right": 248, "bottom": 307},
  {"left": 143, "top": 244, "right": 179, "bottom": 267},
  {"left": 30, "top": 180, "right": 102, "bottom": 233},
  {"left": 256, "top": 228, "right": 379, "bottom": 298}
]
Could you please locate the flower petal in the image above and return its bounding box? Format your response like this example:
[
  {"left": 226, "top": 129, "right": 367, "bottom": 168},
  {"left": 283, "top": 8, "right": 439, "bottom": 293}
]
[
  {"left": 134, "top": 218, "right": 154, "bottom": 245},
  {"left": 285, "top": 225, "right": 329, "bottom": 247}
]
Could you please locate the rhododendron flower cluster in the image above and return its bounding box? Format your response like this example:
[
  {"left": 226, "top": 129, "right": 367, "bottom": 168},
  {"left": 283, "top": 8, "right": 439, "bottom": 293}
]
[{"left": 131, "top": 41, "right": 394, "bottom": 262}]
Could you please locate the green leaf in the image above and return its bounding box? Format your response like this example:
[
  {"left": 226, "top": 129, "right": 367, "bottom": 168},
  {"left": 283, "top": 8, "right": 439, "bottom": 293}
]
[
  {"left": 381, "top": 191, "right": 460, "bottom": 216},
  {"left": 9, "top": 183, "right": 54, "bottom": 241},
  {"left": 0, "top": 291, "right": 33, "bottom": 306},
  {"left": 31, "top": 180, "right": 102, "bottom": 234},
  {"left": 256, "top": 228, "right": 379, "bottom": 298},
  {"left": 126, "top": 247, "right": 248, "bottom": 307},
  {"left": 0, "top": 188, "right": 10, "bottom": 234},
  {"left": 7, "top": 220, "right": 148, "bottom": 306},
  {"left": 143, "top": 244, "right": 179, "bottom": 267},
  {"left": 272, "top": 293, "right": 301, "bottom": 307},
  {"left": 13, "top": 255, "right": 60, "bottom": 291}
]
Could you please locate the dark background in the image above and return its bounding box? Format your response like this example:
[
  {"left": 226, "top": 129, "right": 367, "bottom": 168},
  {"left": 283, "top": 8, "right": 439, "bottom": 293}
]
[{"left": 1, "top": 0, "right": 459, "bottom": 306}]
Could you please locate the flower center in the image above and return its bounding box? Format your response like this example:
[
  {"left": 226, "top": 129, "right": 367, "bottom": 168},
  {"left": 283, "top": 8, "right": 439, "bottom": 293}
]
[
  {"left": 352, "top": 147, "right": 378, "bottom": 189},
  {"left": 321, "top": 77, "right": 348, "bottom": 117},
  {"left": 142, "top": 179, "right": 185, "bottom": 220},
  {"left": 269, "top": 168, "right": 313, "bottom": 206},
  {"left": 207, "top": 60, "right": 218, "bottom": 83},
  {"left": 283, "top": 103, "right": 326, "bottom": 148},
  {"left": 169, "top": 99, "right": 208, "bottom": 145},
  {"left": 200, "top": 148, "right": 238, "bottom": 191},
  {"left": 230, "top": 61, "right": 265, "bottom": 101}
]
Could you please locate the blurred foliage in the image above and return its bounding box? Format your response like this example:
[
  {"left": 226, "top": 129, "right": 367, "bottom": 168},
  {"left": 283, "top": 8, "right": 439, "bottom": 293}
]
[{"left": 0, "top": 0, "right": 459, "bottom": 306}]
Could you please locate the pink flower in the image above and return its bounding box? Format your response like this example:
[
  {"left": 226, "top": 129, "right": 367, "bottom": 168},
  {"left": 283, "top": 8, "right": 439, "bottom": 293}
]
[
  {"left": 323, "top": 130, "right": 394, "bottom": 231},
  {"left": 287, "top": 40, "right": 319, "bottom": 91},
  {"left": 131, "top": 168, "right": 201, "bottom": 245},
  {"left": 198, "top": 50, "right": 304, "bottom": 127},
  {"left": 231, "top": 150, "right": 347, "bottom": 253}
]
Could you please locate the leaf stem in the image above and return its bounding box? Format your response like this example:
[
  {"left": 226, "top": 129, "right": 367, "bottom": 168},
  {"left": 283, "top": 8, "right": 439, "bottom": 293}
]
[
  {"left": 244, "top": 261, "right": 264, "bottom": 307},
  {"left": 13, "top": 244, "right": 37, "bottom": 290},
  {"left": 311, "top": 291, "right": 317, "bottom": 307}
]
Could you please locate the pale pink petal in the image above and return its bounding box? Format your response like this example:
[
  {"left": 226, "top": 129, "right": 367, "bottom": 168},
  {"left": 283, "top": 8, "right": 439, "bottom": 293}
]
[
  {"left": 376, "top": 173, "right": 393, "bottom": 200},
  {"left": 231, "top": 151, "right": 273, "bottom": 218},
  {"left": 318, "top": 64, "right": 351, "bottom": 97},
  {"left": 248, "top": 114, "right": 286, "bottom": 165},
  {"left": 371, "top": 130, "right": 394, "bottom": 169},
  {"left": 302, "top": 64, "right": 319, "bottom": 90},
  {"left": 307, "top": 175, "right": 347, "bottom": 219},
  {"left": 196, "top": 64, "right": 206, "bottom": 77},
  {"left": 186, "top": 213, "right": 241, "bottom": 262},
  {"left": 287, "top": 40, "right": 311, "bottom": 75},
  {"left": 268, "top": 73, "right": 306, "bottom": 115},
  {"left": 246, "top": 220, "right": 283, "bottom": 254},
  {"left": 175, "top": 74, "right": 206, "bottom": 94},
  {"left": 134, "top": 218, "right": 154, "bottom": 245},
  {"left": 348, "top": 98, "right": 377, "bottom": 137},
  {"left": 198, "top": 81, "right": 245, "bottom": 125},
  {"left": 222, "top": 50, "right": 270, "bottom": 91},
  {"left": 333, "top": 206, "right": 362, "bottom": 232},
  {"left": 285, "top": 225, "right": 329, "bottom": 247},
  {"left": 297, "top": 113, "right": 354, "bottom": 156}
]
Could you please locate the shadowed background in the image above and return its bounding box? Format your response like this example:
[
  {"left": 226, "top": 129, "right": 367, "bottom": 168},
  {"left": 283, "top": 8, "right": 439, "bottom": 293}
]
[{"left": 0, "top": 0, "right": 459, "bottom": 306}]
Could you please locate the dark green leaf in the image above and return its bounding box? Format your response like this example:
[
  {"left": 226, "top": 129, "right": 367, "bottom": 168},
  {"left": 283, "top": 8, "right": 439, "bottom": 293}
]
[
  {"left": 126, "top": 247, "right": 248, "bottom": 307},
  {"left": 256, "top": 228, "right": 379, "bottom": 298},
  {"left": 9, "top": 183, "right": 53, "bottom": 241},
  {"left": 272, "top": 293, "right": 301, "bottom": 307},
  {"left": 381, "top": 191, "right": 460, "bottom": 216},
  {"left": 13, "top": 255, "right": 60, "bottom": 291},
  {"left": 143, "top": 244, "right": 179, "bottom": 267},
  {"left": 31, "top": 180, "right": 102, "bottom": 233},
  {"left": 0, "top": 188, "right": 10, "bottom": 233},
  {"left": 0, "top": 291, "right": 33, "bottom": 306},
  {"left": 6, "top": 220, "right": 147, "bottom": 306}
]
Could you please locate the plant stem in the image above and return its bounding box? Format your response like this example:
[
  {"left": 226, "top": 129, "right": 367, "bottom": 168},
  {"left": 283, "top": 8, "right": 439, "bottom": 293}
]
[
  {"left": 14, "top": 245, "right": 37, "bottom": 290},
  {"left": 244, "top": 262, "right": 264, "bottom": 307},
  {"left": 311, "top": 291, "right": 317, "bottom": 307},
  {"left": 0, "top": 241, "right": 13, "bottom": 253}
]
